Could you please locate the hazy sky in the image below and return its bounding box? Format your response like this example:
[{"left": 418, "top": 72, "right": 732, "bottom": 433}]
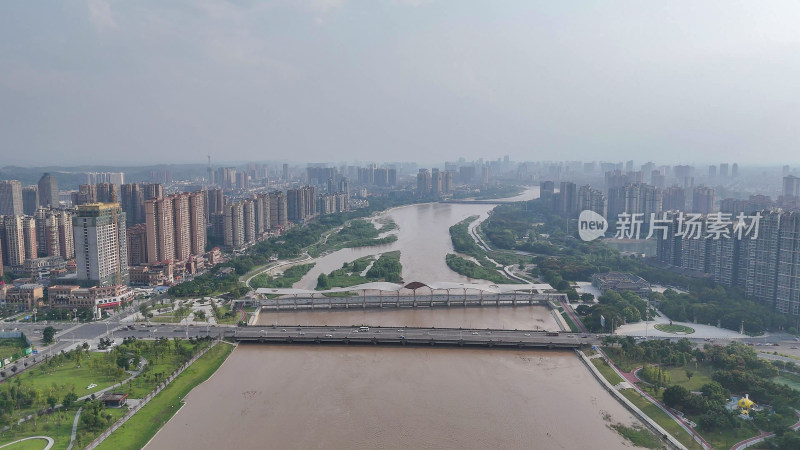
[{"left": 2, "top": 1, "right": 800, "bottom": 166}]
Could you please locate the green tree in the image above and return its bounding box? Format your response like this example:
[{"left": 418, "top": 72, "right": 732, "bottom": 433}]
[
  {"left": 42, "top": 326, "right": 56, "bottom": 344},
  {"left": 317, "top": 273, "right": 329, "bottom": 289},
  {"left": 662, "top": 385, "right": 689, "bottom": 409},
  {"left": 62, "top": 391, "right": 78, "bottom": 409}
]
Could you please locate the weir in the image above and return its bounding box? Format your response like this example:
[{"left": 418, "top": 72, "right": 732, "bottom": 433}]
[{"left": 238, "top": 281, "right": 564, "bottom": 312}]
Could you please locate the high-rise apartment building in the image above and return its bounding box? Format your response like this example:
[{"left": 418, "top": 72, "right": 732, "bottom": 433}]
[
  {"left": 22, "top": 187, "right": 39, "bottom": 215},
  {"left": 3, "top": 216, "right": 28, "bottom": 267},
  {"left": 188, "top": 192, "right": 206, "bottom": 255},
  {"left": 72, "top": 184, "right": 97, "bottom": 206},
  {"left": 692, "top": 187, "right": 715, "bottom": 214},
  {"left": 252, "top": 194, "right": 270, "bottom": 238},
  {"left": 172, "top": 194, "right": 192, "bottom": 261},
  {"left": 719, "top": 163, "right": 729, "bottom": 178},
  {"left": 242, "top": 199, "right": 256, "bottom": 244},
  {"left": 744, "top": 211, "right": 780, "bottom": 303},
  {"left": 783, "top": 175, "right": 800, "bottom": 198},
  {"left": 223, "top": 202, "right": 245, "bottom": 248},
  {"left": 269, "top": 191, "right": 287, "bottom": 228},
  {"left": 606, "top": 183, "right": 661, "bottom": 221},
  {"left": 145, "top": 197, "right": 175, "bottom": 263},
  {"left": 127, "top": 223, "right": 148, "bottom": 266},
  {"left": 56, "top": 210, "right": 74, "bottom": 259},
  {"left": 120, "top": 183, "right": 144, "bottom": 225},
  {"left": 578, "top": 185, "right": 605, "bottom": 216},
  {"left": 777, "top": 211, "right": 800, "bottom": 315},
  {"left": 96, "top": 182, "right": 118, "bottom": 203},
  {"left": 662, "top": 186, "right": 686, "bottom": 211},
  {"left": 73, "top": 203, "right": 129, "bottom": 286},
  {"left": 37, "top": 173, "right": 59, "bottom": 208},
  {"left": 143, "top": 183, "right": 163, "bottom": 201},
  {"left": 0, "top": 180, "right": 23, "bottom": 216},
  {"left": 207, "top": 188, "right": 224, "bottom": 221},
  {"left": 417, "top": 169, "right": 431, "bottom": 196}
]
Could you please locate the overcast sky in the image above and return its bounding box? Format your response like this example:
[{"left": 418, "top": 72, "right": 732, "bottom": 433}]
[{"left": 1, "top": 1, "right": 799, "bottom": 167}]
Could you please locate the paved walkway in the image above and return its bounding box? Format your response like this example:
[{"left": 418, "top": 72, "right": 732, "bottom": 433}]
[
  {"left": 598, "top": 348, "right": 712, "bottom": 449},
  {"left": 65, "top": 407, "right": 83, "bottom": 450},
  {"left": 559, "top": 298, "right": 588, "bottom": 333},
  {"left": 730, "top": 410, "right": 800, "bottom": 450},
  {"left": 0, "top": 436, "right": 54, "bottom": 450}
]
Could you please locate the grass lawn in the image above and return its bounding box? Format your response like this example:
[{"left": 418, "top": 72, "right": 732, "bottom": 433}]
[
  {"left": 150, "top": 316, "right": 185, "bottom": 324},
  {"left": 96, "top": 342, "right": 234, "bottom": 450},
  {"left": 619, "top": 389, "right": 703, "bottom": 450},
  {"left": 0, "top": 411, "right": 73, "bottom": 450},
  {"left": 70, "top": 406, "right": 129, "bottom": 449},
  {"left": 560, "top": 312, "right": 579, "bottom": 332},
  {"left": 609, "top": 423, "right": 662, "bottom": 449},
  {"left": 773, "top": 372, "right": 800, "bottom": 391},
  {"left": 702, "top": 425, "right": 759, "bottom": 450},
  {"left": 591, "top": 358, "right": 624, "bottom": 385},
  {"left": 602, "top": 347, "right": 639, "bottom": 373},
  {"left": 662, "top": 365, "right": 714, "bottom": 392},
  {"left": 122, "top": 343, "right": 204, "bottom": 399},
  {"left": 214, "top": 304, "right": 244, "bottom": 325},
  {"left": 0, "top": 338, "right": 29, "bottom": 361},
  {"left": 0, "top": 438, "right": 52, "bottom": 450},
  {"left": 654, "top": 324, "right": 695, "bottom": 334},
  {"left": 26, "top": 353, "right": 118, "bottom": 395}
]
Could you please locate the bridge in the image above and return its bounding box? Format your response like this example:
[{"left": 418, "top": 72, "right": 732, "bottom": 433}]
[
  {"left": 245, "top": 281, "right": 564, "bottom": 311},
  {"left": 439, "top": 199, "right": 520, "bottom": 205},
  {"left": 229, "top": 326, "right": 590, "bottom": 349}
]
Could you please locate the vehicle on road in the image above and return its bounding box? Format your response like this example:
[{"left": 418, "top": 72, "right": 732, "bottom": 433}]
[
  {"left": 471, "top": 332, "right": 479, "bottom": 335},
  {"left": 325, "top": 334, "right": 333, "bottom": 337},
  {"left": 359, "top": 327, "right": 369, "bottom": 332}
]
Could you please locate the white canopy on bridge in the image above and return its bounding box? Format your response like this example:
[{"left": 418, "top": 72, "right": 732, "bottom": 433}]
[{"left": 255, "top": 281, "right": 554, "bottom": 297}]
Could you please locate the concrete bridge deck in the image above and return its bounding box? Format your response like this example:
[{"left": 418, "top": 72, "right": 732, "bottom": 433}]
[
  {"left": 439, "top": 199, "right": 520, "bottom": 205},
  {"left": 241, "top": 293, "right": 565, "bottom": 311},
  {"left": 229, "top": 326, "right": 591, "bottom": 349}
]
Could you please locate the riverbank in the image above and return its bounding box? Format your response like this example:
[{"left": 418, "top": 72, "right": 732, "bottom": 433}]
[{"left": 94, "top": 342, "right": 234, "bottom": 450}]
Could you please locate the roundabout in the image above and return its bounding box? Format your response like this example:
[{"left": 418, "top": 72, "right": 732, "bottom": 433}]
[{"left": 654, "top": 324, "right": 695, "bottom": 335}]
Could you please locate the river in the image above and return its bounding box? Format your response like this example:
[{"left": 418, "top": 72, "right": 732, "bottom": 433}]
[
  {"left": 295, "top": 188, "right": 540, "bottom": 289},
  {"left": 146, "top": 187, "right": 644, "bottom": 449}
]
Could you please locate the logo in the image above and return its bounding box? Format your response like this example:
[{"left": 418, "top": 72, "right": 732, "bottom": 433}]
[{"left": 578, "top": 210, "right": 607, "bottom": 241}]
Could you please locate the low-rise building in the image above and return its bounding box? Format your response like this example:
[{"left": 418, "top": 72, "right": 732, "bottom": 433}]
[
  {"left": 591, "top": 272, "right": 651, "bottom": 297},
  {"left": 48, "top": 284, "right": 133, "bottom": 310},
  {"left": 23, "top": 256, "right": 67, "bottom": 279},
  {"left": 206, "top": 247, "right": 222, "bottom": 266},
  {"left": 129, "top": 263, "right": 173, "bottom": 286},
  {"left": 4, "top": 284, "right": 45, "bottom": 309}
]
